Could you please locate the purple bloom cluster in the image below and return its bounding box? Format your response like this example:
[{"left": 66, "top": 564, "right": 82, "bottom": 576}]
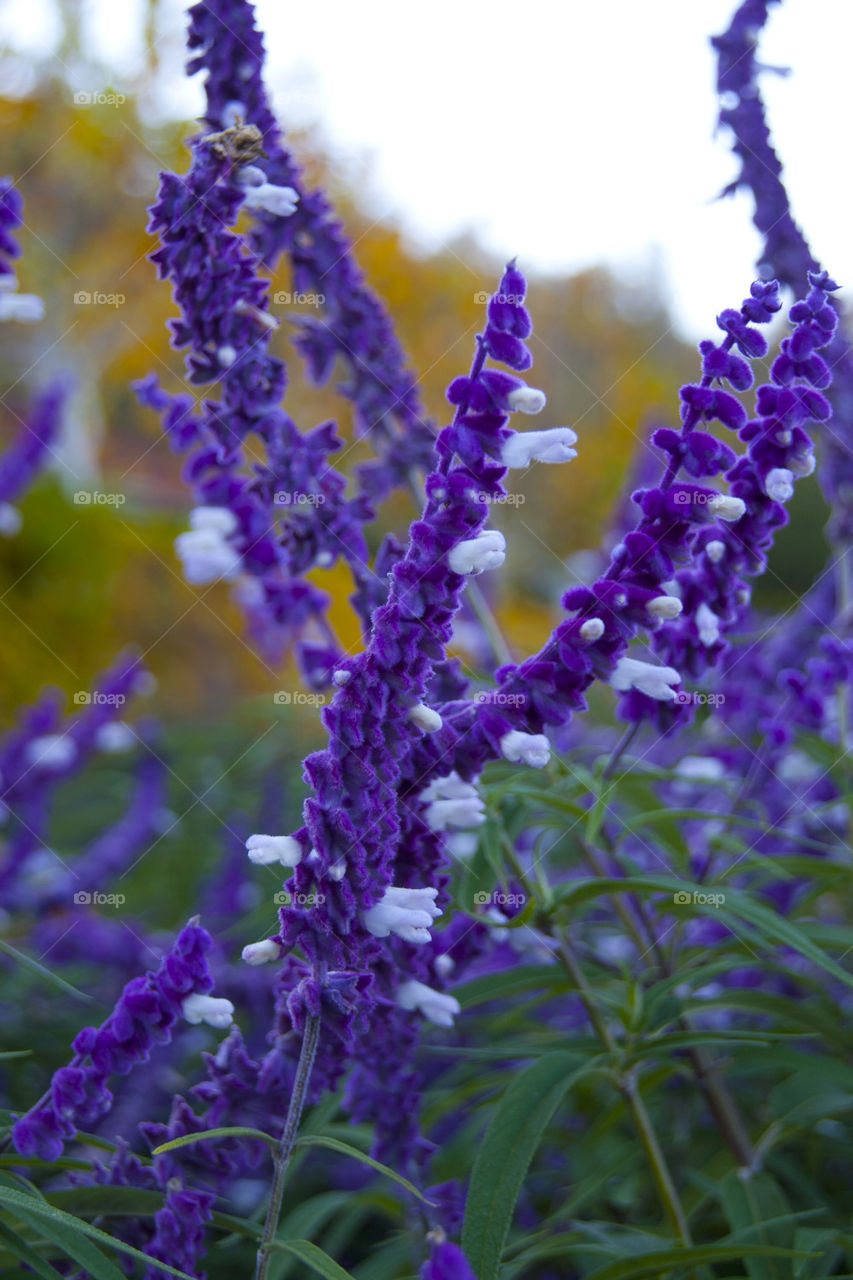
[
  {"left": 185, "top": 0, "right": 437, "bottom": 500},
  {"left": 12, "top": 918, "right": 231, "bottom": 1160}
]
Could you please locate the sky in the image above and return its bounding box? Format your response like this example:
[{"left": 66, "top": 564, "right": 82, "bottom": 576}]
[{"left": 2, "top": 0, "right": 851, "bottom": 338}]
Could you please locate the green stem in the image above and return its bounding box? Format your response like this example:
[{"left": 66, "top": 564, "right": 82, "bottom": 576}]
[{"left": 254, "top": 1013, "right": 321, "bottom": 1280}]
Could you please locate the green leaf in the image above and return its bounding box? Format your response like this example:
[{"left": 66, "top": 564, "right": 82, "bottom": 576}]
[
  {"left": 271, "top": 1238, "right": 357, "bottom": 1279},
  {"left": 0, "top": 1185, "right": 196, "bottom": 1279},
  {"left": 452, "top": 965, "right": 571, "bottom": 1009},
  {"left": 0, "top": 939, "right": 93, "bottom": 1003},
  {"left": 293, "top": 1135, "right": 432, "bottom": 1204},
  {"left": 579, "top": 1242, "right": 813, "bottom": 1280},
  {"left": 0, "top": 1051, "right": 32, "bottom": 1062},
  {"left": 0, "top": 1219, "right": 66, "bottom": 1279},
  {"left": 461, "top": 1052, "right": 594, "bottom": 1280},
  {"left": 719, "top": 1170, "right": 794, "bottom": 1280},
  {"left": 152, "top": 1125, "right": 278, "bottom": 1157}
]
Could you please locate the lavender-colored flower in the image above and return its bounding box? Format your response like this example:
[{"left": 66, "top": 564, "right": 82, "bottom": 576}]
[{"left": 12, "top": 918, "right": 230, "bottom": 1160}]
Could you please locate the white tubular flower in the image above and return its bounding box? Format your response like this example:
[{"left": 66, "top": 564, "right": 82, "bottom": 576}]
[
  {"left": 221, "top": 100, "right": 246, "bottom": 127},
  {"left": 242, "top": 182, "right": 300, "bottom": 217},
  {"left": 506, "top": 385, "right": 547, "bottom": 414},
  {"left": 764, "top": 467, "right": 794, "bottom": 502},
  {"left": 0, "top": 292, "right": 44, "bottom": 323},
  {"left": 0, "top": 503, "right": 22, "bottom": 536},
  {"left": 362, "top": 885, "right": 441, "bottom": 943},
  {"left": 445, "top": 830, "right": 479, "bottom": 860},
  {"left": 95, "top": 722, "right": 135, "bottom": 753},
  {"left": 182, "top": 993, "right": 235, "bottom": 1029},
  {"left": 695, "top": 602, "right": 721, "bottom": 646},
  {"left": 419, "top": 771, "right": 479, "bottom": 802},
  {"left": 610, "top": 656, "right": 681, "bottom": 702},
  {"left": 241, "top": 939, "right": 283, "bottom": 966},
  {"left": 647, "top": 595, "right": 683, "bottom": 620},
  {"left": 423, "top": 795, "right": 486, "bottom": 831},
  {"left": 579, "top": 617, "right": 605, "bottom": 641},
  {"left": 501, "top": 427, "right": 578, "bottom": 469},
  {"left": 448, "top": 530, "right": 506, "bottom": 575},
  {"left": 500, "top": 730, "right": 550, "bottom": 768},
  {"left": 789, "top": 451, "right": 816, "bottom": 478},
  {"left": 408, "top": 703, "right": 442, "bottom": 732},
  {"left": 708, "top": 493, "right": 746, "bottom": 522},
  {"left": 26, "top": 735, "right": 77, "bottom": 770},
  {"left": 675, "top": 756, "right": 726, "bottom": 781},
  {"left": 705, "top": 540, "right": 726, "bottom": 563},
  {"left": 176, "top": 507, "right": 241, "bottom": 584},
  {"left": 246, "top": 833, "right": 304, "bottom": 867},
  {"left": 190, "top": 506, "right": 238, "bottom": 535},
  {"left": 396, "top": 979, "right": 460, "bottom": 1027}
]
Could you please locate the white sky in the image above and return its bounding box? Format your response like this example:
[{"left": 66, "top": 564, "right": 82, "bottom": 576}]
[{"left": 2, "top": 0, "right": 852, "bottom": 338}]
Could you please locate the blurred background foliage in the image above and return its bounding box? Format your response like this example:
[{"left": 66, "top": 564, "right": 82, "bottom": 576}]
[{"left": 0, "top": 1, "right": 833, "bottom": 725}]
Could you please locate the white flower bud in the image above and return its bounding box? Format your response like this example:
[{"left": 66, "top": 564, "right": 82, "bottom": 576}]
[
  {"left": 579, "top": 617, "right": 605, "bottom": 641},
  {"left": 95, "top": 722, "right": 135, "bottom": 753},
  {"left": 764, "top": 468, "right": 794, "bottom": 502},
  {"left": 610, "top": 656, "right": 681, "bottom": 702},
  {"left": 675, "top": 756, "right": 725, "bottom": 781},
  {"left": 26, "top": 735, "right": 77, "bottom": 770},
  {"left": 363, "top": 885, "right": 441, "bottom": 944},
  {"left": 419, "top": 771, "right": 480, "bottom": 802},
  {"left": 448, "top": 530, "right": 506, "bottom": 575},
  {"left": 236, "top": 164, "right": 266, "bottom": 187},
  {"left": 190, "top": 506, "right": 238, "bottom": 535},
  {"left": 246, "top": 834, "right": 304, "bottom": 867},
  {"left": 221, "top": 101, "right": 246, "bottom": 128},
  {"left": 0, "top": 503, "right": 22, "bottom": 536},
  {"left": 499, "top": 730, "right": 550, "bottom": 768},
  {"left": 241, "top": 939, "right": 283, "bottom": 965},
  {"left": 408, "top": 703, "right": 442, "bottom": 732},
  {"left": 423, "top": 796, "right": 486, "bottom": 831},
  {"left": 434, "top": 953, "right": 455, "bottom": 977},
  {"left": 182, "top": 993, "right": 235, "bottom": 1029},
  {"left": 789, "top": 452, "right": 815, "bottom": 478},
  {"left": 242, "top": 183, "right": 299, "bottom": 217},
  {"left": 445, "top": 831, "right": 479, "bottom": 860},
  {"left": 175, "top": 527, "right": 241, "bottom": 584},
  {"left": 218, "top": 344, "right": 237, "bottom": 367},
  {"left": 647, "top": 595, "right": 683, "bottom": 620},
  {"left": 332, "top": 669, "right": 351, "bottom": 686},
  {"left": 396, "top": 979, "right": 460, "bottom": 1027},
  {"left": 506, "top": 386, "right": 547, "bottom": 414},
  {"left": 695, "top": 602, "right": 721, "bottom": 646},
  {"left": 501, "top": 428, "right": 578, "bottom": 469},
  {"left": 0, "top": 292, "right": 44, "bottom": 323},
  {"left": 708, "top": 494, "right": 746, "bottom": 522},
  {"left": 705, "top": 540, "right": 726, "bottom": 563}
]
